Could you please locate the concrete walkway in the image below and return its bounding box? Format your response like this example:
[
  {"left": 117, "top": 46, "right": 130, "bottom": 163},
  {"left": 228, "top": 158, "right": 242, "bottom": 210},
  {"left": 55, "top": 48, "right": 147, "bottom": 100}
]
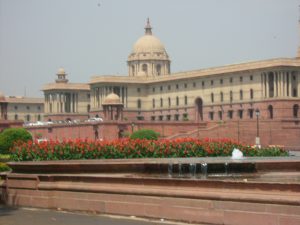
[{"left": 0, "top": 205, "right": 197, "bottom": 225}]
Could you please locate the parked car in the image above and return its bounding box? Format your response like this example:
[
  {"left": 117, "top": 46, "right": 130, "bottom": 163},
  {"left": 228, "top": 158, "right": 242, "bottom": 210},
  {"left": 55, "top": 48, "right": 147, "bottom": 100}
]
[{"left": 85, "top": 117, "right": 103, "bottom": 122}]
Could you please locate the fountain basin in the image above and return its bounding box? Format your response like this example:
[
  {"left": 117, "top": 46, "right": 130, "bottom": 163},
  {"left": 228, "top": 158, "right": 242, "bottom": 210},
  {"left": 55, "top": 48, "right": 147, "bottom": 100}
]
[{"left": 1, "top": 157, "right": 300, "bottom": 225}]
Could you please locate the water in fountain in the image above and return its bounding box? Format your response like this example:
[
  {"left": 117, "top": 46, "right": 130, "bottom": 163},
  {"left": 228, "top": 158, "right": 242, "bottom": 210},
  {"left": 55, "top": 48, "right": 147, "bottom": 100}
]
[
  {"left": 224, "top": 162, "right": 229, "bottom": 175},
  {"left": 189, "top": 163, "right": 196, "bottom": 178},
  {"left": 168, "top": 163, "right": 173, "bottom": 177},
  {"left": 178, "top": 163, "right": 183, "bottom": 177},
  {"left": 201, "top": 163, "right": 208, "bottom": 179}
]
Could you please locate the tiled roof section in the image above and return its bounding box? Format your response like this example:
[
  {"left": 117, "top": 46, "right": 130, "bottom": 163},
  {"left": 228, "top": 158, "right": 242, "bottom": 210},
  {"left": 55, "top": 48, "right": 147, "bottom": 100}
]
[
  {"left": 5, "top": 96, "right": 44, "bottom": 104},
  {"left": 90, "top": 58, "right": 300, "bottom": 84},
  {"left": 42, "top": 83, "right": 90, "bottom": 91}
]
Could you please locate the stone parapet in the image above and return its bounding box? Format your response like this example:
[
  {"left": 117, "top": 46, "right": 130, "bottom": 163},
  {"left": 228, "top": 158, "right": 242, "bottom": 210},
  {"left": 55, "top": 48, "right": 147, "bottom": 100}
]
[{"left": 2, "top": 158, "right": 300, "bottom": 225}]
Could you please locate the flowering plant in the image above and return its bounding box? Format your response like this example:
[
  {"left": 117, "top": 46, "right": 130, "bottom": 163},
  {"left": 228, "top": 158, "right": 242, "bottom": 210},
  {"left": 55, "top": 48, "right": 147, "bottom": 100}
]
[{"left": 10, "top": 138, "right": 288, "bottom": 161}]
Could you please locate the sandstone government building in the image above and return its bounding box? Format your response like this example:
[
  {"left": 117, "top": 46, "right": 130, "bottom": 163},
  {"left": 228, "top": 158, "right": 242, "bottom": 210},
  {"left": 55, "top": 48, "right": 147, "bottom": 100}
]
[{"left": 1, "top": 19, "right": 300, "bottom": 149}]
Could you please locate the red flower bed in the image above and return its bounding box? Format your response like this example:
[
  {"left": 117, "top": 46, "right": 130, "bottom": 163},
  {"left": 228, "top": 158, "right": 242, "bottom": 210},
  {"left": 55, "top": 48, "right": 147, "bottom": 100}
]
[{"left": 10, "top": 138, "right": 288, "bottom": 161}]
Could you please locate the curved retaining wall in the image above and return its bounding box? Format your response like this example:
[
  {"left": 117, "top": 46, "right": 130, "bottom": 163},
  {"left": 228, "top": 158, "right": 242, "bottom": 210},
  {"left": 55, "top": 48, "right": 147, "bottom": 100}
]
[{"left": 1, "top": 157, "right": 300, "bottom": 225}]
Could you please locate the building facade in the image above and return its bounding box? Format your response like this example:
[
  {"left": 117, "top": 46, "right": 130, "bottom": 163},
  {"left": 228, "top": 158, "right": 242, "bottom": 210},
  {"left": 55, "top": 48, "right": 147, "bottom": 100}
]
[
  {"left": 88, "top": 19, "right": 300, "bottom": 123},
  {"left": 42, "top": 68, "right": 90, "bottom": 121},
  {"left": 0, "top": 92, "right": 44, "bottom": 123}
]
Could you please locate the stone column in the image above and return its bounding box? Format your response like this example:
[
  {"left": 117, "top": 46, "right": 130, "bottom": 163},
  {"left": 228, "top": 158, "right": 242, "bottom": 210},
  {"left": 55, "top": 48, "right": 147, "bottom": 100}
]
[
  {"left": 266, "top": 72, "right": 269, "bottom": 98},
  {"left": 275, "top": 72, "right": 278, "bottom": 97},
  {"left": 288, "top": 72, "right": 292, "bottom": 97},
  {"left": 297, "top": 71, "right": 300, "bottom": 97}
]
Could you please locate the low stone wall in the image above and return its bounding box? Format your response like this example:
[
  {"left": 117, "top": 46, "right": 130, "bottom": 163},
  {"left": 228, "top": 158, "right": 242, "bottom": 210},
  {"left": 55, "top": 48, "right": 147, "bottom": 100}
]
[{"left": 1, "top": 158, "right": 300, "bottom": 225}]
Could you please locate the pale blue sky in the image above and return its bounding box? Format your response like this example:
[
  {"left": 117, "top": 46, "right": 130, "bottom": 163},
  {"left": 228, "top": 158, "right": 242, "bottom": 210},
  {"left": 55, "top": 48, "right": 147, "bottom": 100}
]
[{"left": 0, "top": 0, "right": 299, "bottom": 97}]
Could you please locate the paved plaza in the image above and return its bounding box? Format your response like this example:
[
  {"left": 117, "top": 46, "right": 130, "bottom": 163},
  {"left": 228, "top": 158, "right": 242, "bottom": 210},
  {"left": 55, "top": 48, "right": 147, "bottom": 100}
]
[{"left": 0, "top": 205, "right": 198, "bottom": 225}]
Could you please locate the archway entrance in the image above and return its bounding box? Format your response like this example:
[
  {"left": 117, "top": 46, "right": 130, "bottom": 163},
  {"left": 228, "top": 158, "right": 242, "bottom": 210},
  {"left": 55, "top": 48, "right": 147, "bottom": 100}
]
[{"left": 195, "top": 98, "right": 203, "bottom": 122}]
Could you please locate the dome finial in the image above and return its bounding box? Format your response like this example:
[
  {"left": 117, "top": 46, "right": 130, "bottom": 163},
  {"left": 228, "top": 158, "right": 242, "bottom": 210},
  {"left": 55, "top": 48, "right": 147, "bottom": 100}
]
[{"left": 145, "top": 18, "right": 152, "bottom": 35}]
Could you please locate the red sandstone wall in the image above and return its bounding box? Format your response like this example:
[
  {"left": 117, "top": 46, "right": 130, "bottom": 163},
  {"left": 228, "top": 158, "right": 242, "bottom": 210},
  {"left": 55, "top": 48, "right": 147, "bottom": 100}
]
[{"left": 26, "top": 119, "right": 300, "bottom": 150}]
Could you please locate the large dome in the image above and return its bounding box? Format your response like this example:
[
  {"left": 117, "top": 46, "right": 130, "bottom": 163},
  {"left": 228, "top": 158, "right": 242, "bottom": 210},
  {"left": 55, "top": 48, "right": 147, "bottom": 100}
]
[
  {"left": 133, "top": 35, "right": 166, "bottom": 54},
  {"left": 127, "top": 19, "right": 171, "bottom": 77}
]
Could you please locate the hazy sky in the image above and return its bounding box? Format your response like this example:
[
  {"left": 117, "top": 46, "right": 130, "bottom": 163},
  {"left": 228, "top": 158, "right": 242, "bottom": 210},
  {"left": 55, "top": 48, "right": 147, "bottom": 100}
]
[{"left": 0, "top": 0, "right": 299, "bottom": 97}]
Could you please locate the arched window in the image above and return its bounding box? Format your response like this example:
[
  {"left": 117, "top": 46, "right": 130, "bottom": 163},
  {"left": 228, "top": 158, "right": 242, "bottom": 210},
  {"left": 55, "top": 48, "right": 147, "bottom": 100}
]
[
  {"left": 268, "top": 105, "right": 273, "bottom": 119},
  {"left": 137, "top": 99, "right": 141, "bottom": 109},
  {"left": 156, "top": 64, "right": 161, "bottom": 75},
  {"left": 230, "top": 91, "right": 233, "bottom": 102},
  {"left": 176, "top": 96, "right": 179, "bottom": 106},
  {"left": 168, "top": 97, "right": 171, "bottom": 107},
  {"left": 250, "top": 89, "right": 254, "bottom": 99},
  {"left": 240, "top": 90, "right": 243, "bottom": 100},
  {"left": 211, "top": 93, "right": 214, "bottom": 103},
  {"left": 220, "top": 92, "right": 224, "bottom": 102},
  {"left": 160, "top": 98, "right": 163, "bottom": 107},
  {"left": 184, "top": 96, "right": 188, "bottom": 105},
  {"left": 142, "top": 64, "right": 148, "bottom": 74},
  {"left": 152, "top": 99, "right": 155, "bottom": 108},
  {"left": 293, "top": 104, "right": 299, "bottom": 118}
]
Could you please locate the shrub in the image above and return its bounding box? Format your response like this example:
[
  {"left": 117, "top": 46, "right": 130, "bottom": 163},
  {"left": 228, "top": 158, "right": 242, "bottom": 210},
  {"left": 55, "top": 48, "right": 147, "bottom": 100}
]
[
  {"left": 0, "top": 128, "right": 32, "bottom": 154},
  {"left": 0, "top": 154, "right": 11, "bottom": 162},
  {"left": 0, "top": 162, "right": 10, "bottom": 172},
  {"left": 130, "top": 129, "right": 159, "bottom": 140}
]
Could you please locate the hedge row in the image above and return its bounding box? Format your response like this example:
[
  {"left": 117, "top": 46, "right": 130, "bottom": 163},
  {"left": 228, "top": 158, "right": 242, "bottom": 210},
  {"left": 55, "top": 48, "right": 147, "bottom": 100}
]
[{"left": 10, "top": 138, "right": 288, "bottom": 161}]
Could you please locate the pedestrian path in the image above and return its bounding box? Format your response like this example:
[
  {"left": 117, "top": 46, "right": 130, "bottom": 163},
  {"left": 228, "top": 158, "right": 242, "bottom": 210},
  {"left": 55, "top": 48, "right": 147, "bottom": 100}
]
[{"left": 0, "top": 205, "right": 201, "bottom": 225}]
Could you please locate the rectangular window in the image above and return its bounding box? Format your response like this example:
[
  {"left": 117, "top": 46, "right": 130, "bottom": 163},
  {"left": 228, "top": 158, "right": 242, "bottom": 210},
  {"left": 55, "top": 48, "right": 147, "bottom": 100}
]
[
  {"left": 151, "top": 116, "right": 155, "bottom": 121},
  {"left": 168, "top": 85, "right": 171, "bottom": 90},
  {"left": 250, "top": 75, "right": 253, "bottom": 81},
  {"left": 159, "top": 115, "right": 163, "bottom": 121},
  {"left": 211, "top": 80, "right": 214, "bottom": 86},
  {"left": 230, "top": 77, "right": 233, "bottom": 83},
  {"left": 248, "top": 109, "right": 254, "bottom": 119},
  {"left": 14, "top": 106, "right": 18, "bottom": 110},
  {"left": 184, "top": 96, "right": 188, "bottom": 105},
  {"left": 152, "top": 87, "right": 155, "bottom": 92},
  {"left": 218, "top": 111, "right": 223, "bottom": 120},
  {"left": 184, "top": 83, "right": 187, "bottom": 88},
  {"left": 220, "top": 79, "right": 223, "bottom": 84},
  {"left": 228, "top": 110, "right": 233, "bottom": 119},
  {"left": 209, "top": 112, "right": 214, "bottom": 120},
  {"left": 166, "top": 115, "right": 171, "bottom": 121},
  {"left": 240, "top": 76, "right": 243, "bottom": 82},
  {"left": 202, "top": 81, "right": 205, "bottom": 87},
  {"left": 160, "top": 86, "right": 163, "bottom": 91},
  {"left": 193, "top": 82, "right": 196, "bottom": 87},
  {"left": 137, "top": 88, "right": 141, "bottom": 92},
  {"left": 137, "top": 116, "right": 144, "bottom": 121},
  {"left": 238, "top": 110, "right": 243, "bottom": 119},
  {"left": 176, "top": 84, "right": 179, "bottom": 89},
  {"left": 174, "top": 114, "right": 179, "bottom": 121}
]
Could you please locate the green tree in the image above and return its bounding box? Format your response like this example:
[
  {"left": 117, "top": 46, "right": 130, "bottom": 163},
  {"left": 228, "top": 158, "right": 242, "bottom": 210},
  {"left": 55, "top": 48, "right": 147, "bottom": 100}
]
[{"left": 0, "top": 128, "right": 32, "bottom": 154}]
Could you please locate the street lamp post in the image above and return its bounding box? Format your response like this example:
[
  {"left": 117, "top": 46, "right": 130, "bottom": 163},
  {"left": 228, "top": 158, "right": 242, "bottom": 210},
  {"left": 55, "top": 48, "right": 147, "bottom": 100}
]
[
  {"left": 131, "top": 122, "right": 135, "bottom": 133},
  {"left": 255, "top": 109, "right": 260, "bottom": 148}
]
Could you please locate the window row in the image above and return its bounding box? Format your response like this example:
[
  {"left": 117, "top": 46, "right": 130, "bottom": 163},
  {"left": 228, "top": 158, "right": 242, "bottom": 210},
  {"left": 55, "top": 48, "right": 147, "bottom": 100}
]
[
  {"left": 13, "top": 114, "right": 42, "bottom": 121},
  {"left": 150, "top": 75, "right": 254, "bottom": 92},
  {"left": 211, "top": 89, "right": 254, "bottom": 103},
  {"left": 208, "top": 104, "right": 300, "bottom": 120},
  {"left": 13, "top": 105, "right": 42, "bottom": 110}
]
